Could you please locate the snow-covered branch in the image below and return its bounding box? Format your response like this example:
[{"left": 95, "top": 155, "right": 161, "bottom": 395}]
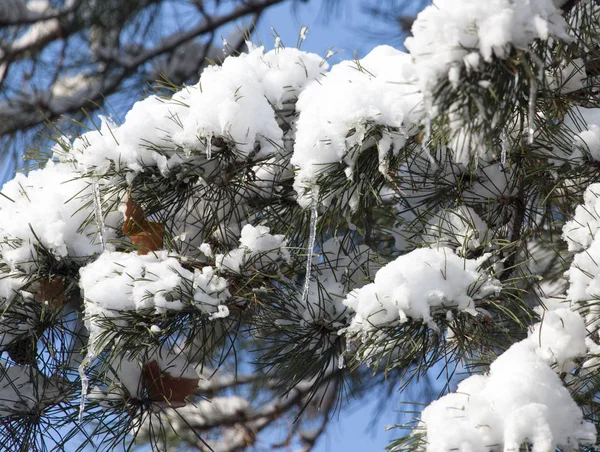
[{"left": 3, "top": 0, "right": 600, "bottom": 450}]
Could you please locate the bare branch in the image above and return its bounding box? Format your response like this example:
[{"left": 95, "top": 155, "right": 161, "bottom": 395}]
[
  {"left": 94, "top": 0, "right": 280, "bottom": 70},
  {"left": 0, "top": 0, "right": 284, "bottom": 138},
  {"left": 0, "top": 0, "right": 79, "bottom": 26}
]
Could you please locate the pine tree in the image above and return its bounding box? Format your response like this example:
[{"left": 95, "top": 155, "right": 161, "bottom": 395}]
[{"left": 2, "top": 0, "right": 600, "bottom": 451}]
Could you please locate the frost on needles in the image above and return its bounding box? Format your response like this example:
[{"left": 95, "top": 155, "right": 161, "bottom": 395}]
[{"left": 2, "top": 0, "right": 600, "bottom": 450}]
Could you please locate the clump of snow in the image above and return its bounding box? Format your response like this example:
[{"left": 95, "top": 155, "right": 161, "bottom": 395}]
[
  {"left": 400, "top": 0, "right": 573, "bottom": 165},
  {"left": 0, "top": 275, "right": 32, "bottom": 346},
  {"left": 171, "top": 56, "right": 281, "bottom": 158},
  {"left": 69, "top": 102, "right": 185, "bottom": 177},
  {"left": 547, "top": 58, "right": 587, "bottom": 93},
  {"left": 342, "top": 247, "right": 500, "bottom": 333},
  {"left": 567, "top": 230, "right": 600, "bottom": 287},
  {"left": 0, "top": 365, "right": 50, "bottom": 415},
  {"left": 447, "top": 123, "right": 492, "bottom": 165},
  {"left": 565, "top": 238, "right": 600, "bottom": 334},
  {"left": 157, "top": 396, "right": 249, "bottom": 428},
  {"left": 199, "top": 243, "right": 213, "bottom": 257},
  {"left": 463, "top": 162, "right": 513, "bottom": 205},
  {"left": 291, "top": 45, "right": 422, "bottom": 208},
  {"left": 573, "top": 125, "right": 600, "bottom": 160},
  {"left": 562, "top": 183, "right": 600, "bottom": 340},
  {"left": 209, "top": 305, "right": 230, "bottom": 320},
  {"left": 150, "top": 325, "right": 161, "bottom": 334},
  {"left": 192, "top": 265, "right": 229, "bottom": 310},
  {"left": 66, "top": 46, "right": 325, "bottom": 179},
  {"left": 424, "top": 296, "right": 592, "bottom": 447},
  {"left": 216, "top": 224, "right": 290, "bottom": 274},
  {"left": 424, "top": 206, "right": 487, "bottom": 253},
  {"left": 527, "top": 307, "right": 588, "bottom": 372},
  {"left": 0, "top": 161, "right": 119, "bottom": 272},
  {"left": 404, "top": 0, "right": 571, "bottom": 90},
  {"left": 419, "top": 340, "right": 596, "bottom": 451},
  {"left": 258, "top": 47, "right": 325, "bottom": 108},
  {"left": 302, "top": 238, "right": 374, "bottom": 324},
  {"left": 88, "top": 385, "right": 123, "bottom": 409},
  {"left": 552, "top": 107, "right": 600, "bottom": 165},
  {"left": 80, "top": 251, "right": 230, "bottom": 356},
  {"left": 0, "top": 275, "right": 27, "bottom": 305}
]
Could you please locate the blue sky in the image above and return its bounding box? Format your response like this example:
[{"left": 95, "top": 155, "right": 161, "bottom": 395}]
[{"left": 256, "top": 0, "right": 409, "bottom": 59}]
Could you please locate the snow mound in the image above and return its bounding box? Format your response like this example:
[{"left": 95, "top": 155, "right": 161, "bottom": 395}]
[
  {"left": 291, "top": 45, "right": 422, "bottom": 208},
  {"left": 420, "top": 340, "right": 595, "bottom": 451},
  {"left": 342, "top": 247, "right": 500, "bottom": 333},
  {"left": 405, "top": 0, "right": 571, "bottom": 90}
]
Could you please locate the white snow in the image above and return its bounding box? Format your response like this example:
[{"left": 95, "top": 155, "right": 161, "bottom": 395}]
[
  {"left": 423, "top": 283, "right": 593, "bottom": 450},
  {"left": 135, "top": 395, "right": 251, "bottom": 440},
  {"left": 216, "top": 224, "right": 290, "bottom": 274},
  {"left": 547, "top": 58, "right": 587, "bottom": 93},
  {"left": 420, "top": 340, "right": 595, "bottom": 452},
  {"left": 405, "top": 0, "right": 571, "bottom": 91},
  {"left": 80, "top": 251, "right": 229, "bottom": 356},
  {"left": 566, "top": 107, "right": 600, "bottom": 162},
  {"left": 565, "top": 238, "right": 600, "bottom": 333},
  {"left": 0, "top": 161, "right": 119, "bottom": 271},
  {"left": 96, "top": 348, "right": 199, "bottom": 401},
  {"left": 424, "top": 206, "right": 488, "bottom": 253},
  {"left": 563, "top": 183, "right": 600, "bottom": 252},
  {"left": 527, "top": 307, "right": 588, "bottom": 372},
  {"left": 0, "top": 13, "right": 597, "bottom": 447},
  {"left": 463, "top": 163, "right": 513, "bottom": 203},
  {"left": 563, "top": 183, "right": 600, "bottom": 337},
  {"left": 421, "top": 295, "right": 593, "bottom": 450},
  {"left": 291, "top": 45, "right": 422, "bottom": 208},
  {"left": 573, "top": 125, "right": 600, "bottom": 160},
  {"left": 65, "top": 46, "right": 325, "bottom": 179},
  {"left": 342, "top": 247, "right": 500, "bottom": 333},
  {"left": 303, "top": 238, "right": 374, "bottom": 323},
  {"left": 0, "top": 275, "right": 27, "bottom": 305},
  {"left": 199, "top": 243, "right": 213, "bottom": 258},
  {"left": 0, "top": 365, "right": 52, "bottom": 415},
  {"left": 0, "top": 277, "right": 35, "bottom": 348}
]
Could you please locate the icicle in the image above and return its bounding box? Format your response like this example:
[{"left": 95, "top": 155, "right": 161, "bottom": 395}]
[
  {"left": 422, "top": 115, "right": 431, "bottom": 155},
  {"left": 528, "top": 78, "right": 538, "bottom": 145},
  {"left": 78, "top": 354, "right": 93, "bottom": 422},
  {"left": 501, "top": 135, "right": 507, "bottom": 166},
  {"left": 206, "top": 134, "right": 213, "bottom": 160},
  {"left": 338, "top": 354, "right": 345, "bottom": 370},
  {"left": 92, "top": 179, "right": 106, "bottom": 250},
  {"left": 420, "top": 92, "right": 437, "bottom": 167},
  {"left": 301, "top": 194, "right": 318, "bottom": 305}
]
